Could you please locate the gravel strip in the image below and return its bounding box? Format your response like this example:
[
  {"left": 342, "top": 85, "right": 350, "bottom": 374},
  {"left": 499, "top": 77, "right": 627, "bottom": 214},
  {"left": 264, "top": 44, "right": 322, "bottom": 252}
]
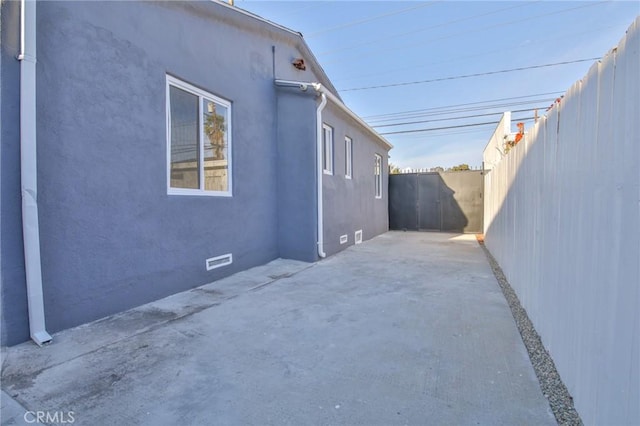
[{"left": 478, "top": 241, "right": 583, "bottom": 426}]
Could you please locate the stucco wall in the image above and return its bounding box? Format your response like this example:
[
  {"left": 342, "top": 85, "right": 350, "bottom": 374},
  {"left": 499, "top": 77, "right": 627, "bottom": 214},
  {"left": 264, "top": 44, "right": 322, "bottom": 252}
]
[
  {"left": 276, "top": 90, "right": 318, "bottom": 262},
  {"left": 0, "top": 0, "right": 325, "bottom": 345},
  {"left": 321, "top": 103, "right": 389, "bottom": 256},
  {"left": 483, "top": 17, "right": 639, "bottom": 425},
  {"left": 1, "top": 0, "right": 390, "bottom": 345}
]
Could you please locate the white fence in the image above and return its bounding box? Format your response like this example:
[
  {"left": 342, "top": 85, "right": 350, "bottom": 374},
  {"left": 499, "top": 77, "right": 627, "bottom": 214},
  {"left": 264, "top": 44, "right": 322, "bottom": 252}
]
[
  {"left": 483, "top": 17, "right": 639, "bottom": 426},
  {"left": 396, "top": 166, "right": 482, "bottom": 174}
]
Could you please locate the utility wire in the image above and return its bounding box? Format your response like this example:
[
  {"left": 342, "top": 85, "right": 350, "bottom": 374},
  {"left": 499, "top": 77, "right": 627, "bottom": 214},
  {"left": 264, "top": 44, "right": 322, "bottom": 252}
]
[
  {"left": 366, "top": 98, "right": 560, "bottom": 123},
  {"left": 380, "top": 117, "right": 536, "bottom": 135},
  {"left": 366, "top": 101, "right": 555, "bottom": 123},
  {"left": 317, "top": 1, "right": 537, "bottom": 56},
  {"left": 331, "top": 24, "right": 615, "bottom": 85},
  {"left": 367, "top": 100, "right": 556, "bottom": 124},
  {"left": 396, "top": 127, "right": 499, "bottom": 139},
  {"left": 372, "top": 108, "right": 545, "bottom": 128},
  {"left": 340, "top": 58, "right": 599, "bottom": 92},
  {"left": 306, "top": 2, "right": 436, "bottom": 38},
  {"left": 319, "top": 1, "right": 606, "bottom": 65},
  {"left": 363, "top": 91, "right": 564, "bottom": 120}
]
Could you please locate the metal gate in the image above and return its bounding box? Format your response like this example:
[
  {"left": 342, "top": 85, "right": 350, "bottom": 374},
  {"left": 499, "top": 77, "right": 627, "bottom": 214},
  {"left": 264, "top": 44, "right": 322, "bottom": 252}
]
[{"left": 389, "top": 171, "right": 484, "bottom": 233}]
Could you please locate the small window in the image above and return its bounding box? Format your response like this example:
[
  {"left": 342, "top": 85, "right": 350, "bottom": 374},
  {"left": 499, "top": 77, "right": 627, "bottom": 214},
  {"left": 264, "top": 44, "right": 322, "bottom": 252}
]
[
  {"left": 166, "top": 75, "right": 232, "bottom": 196},
  {"left": 345, "top": 136, "right": 353, "bottom": 179},
  {"left": 374, "top": 154, "right": 382, "bottom": 199},
  {"left": 322, "top": 124, "right": 334, "bottom": 175}
]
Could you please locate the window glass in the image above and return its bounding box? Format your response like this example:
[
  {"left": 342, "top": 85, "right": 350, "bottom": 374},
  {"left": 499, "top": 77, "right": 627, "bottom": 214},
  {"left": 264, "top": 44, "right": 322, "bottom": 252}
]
[
  {"left": 170, "top": 86, "right": 199, "bottom": 189},
  {"left": 167, "top": 76, "right": 232, "bottom": 196},
  {"left": 375, "top": 154, "right": 382, "bottom": 198},
  {"left": 323, "top": 124, "right": 333, "bottom": 174},
  {"left": 203, "top": 99, "right": 228, "bottom": 192},
  {"left": 345, "top": 137, "right": 353, "bottom": 178}
]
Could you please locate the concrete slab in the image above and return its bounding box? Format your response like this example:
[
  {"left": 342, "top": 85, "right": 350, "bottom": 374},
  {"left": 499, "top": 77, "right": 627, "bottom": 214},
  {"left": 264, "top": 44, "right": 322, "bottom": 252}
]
[
  {"left": 1, "top": 232, "right": 555, "bottom": 425},
  {"left": 1, "top": 390, "right": 29, "bottom": 425}
]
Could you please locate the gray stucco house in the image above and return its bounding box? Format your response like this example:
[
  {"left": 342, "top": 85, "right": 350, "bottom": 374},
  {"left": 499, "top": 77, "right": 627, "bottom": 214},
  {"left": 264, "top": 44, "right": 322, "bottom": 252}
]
[{"left": 0, "top": 0, "right": 392, "bottom": 346}]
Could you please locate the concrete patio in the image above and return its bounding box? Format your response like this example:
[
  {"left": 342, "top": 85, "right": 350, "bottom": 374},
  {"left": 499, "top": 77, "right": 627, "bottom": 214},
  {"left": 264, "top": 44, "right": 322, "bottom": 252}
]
[{"left": 1, "top": 232, "right": 555, "bottom": 425}]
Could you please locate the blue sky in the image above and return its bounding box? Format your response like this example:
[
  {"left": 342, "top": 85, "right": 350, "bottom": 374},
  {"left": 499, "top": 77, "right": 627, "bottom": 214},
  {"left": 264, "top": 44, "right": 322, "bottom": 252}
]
[{"left": 239, "top": 1, "right": 639, "bottom": 169}]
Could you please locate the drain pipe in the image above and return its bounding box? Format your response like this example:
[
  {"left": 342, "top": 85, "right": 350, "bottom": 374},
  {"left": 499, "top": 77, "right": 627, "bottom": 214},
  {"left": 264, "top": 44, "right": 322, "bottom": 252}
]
[
  {"left": 274, "top": 79, "right": 392, "bottom": 258},
  {"left": 18, "top": 0, "right": 51, "bottom": 346},
  {"left": 315, "top": 91, "right": 328, "bottom": 258},
  {"left": 273, "top": 79, "right": 328, "bottom": 258}
]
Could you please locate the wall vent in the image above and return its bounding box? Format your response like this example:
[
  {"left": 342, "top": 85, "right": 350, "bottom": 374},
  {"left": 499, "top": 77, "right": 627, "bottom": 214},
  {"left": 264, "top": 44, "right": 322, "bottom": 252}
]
[
  {"left": 355, "top": 230, "right": 363, "bottom": 244},
  {"left": 206, "top": 253, "right": 233, "bottom": 271},
  {"left": 340, "top": 234, "right": 348, "bottom": 244}
]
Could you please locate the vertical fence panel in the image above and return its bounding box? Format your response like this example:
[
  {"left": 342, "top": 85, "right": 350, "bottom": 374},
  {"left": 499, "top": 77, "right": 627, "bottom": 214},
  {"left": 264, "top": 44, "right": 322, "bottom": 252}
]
[{"left": 483, "top": 17, "right": 639, "bottom": 426}]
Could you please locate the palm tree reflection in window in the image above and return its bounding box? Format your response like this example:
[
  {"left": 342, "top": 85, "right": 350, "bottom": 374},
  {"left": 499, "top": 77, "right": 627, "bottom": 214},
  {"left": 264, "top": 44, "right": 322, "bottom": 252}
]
[{"left": 203, "top": 100, "right": 228, "bottom": 191}]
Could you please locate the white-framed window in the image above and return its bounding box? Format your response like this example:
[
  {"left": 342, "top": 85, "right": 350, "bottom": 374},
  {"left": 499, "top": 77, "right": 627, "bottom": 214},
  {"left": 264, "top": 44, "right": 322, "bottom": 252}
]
[
  {"left": 374, "top": 154, "right": 383, "bottom": 199},
  {"left": 345, "top": 136, "right": 353, "bottom": 179},
  {"left": 322, "top": 124, "right": 333, "bottom": 175},
  {"left": 166, "top": 75, "right": 232, "bottom": 196}
]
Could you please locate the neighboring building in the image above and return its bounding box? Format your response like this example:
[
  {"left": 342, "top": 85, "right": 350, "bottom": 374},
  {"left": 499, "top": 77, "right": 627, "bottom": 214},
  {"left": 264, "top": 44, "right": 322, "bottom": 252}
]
[
  {"left": 0, "top": 0, "right": 391, "bottom": 346},
  {"left": 482, "top": 111, "right": 527, "bottom": 171},
  {"left": 482, "top": 112, "right": 511, "bottom": 171}
]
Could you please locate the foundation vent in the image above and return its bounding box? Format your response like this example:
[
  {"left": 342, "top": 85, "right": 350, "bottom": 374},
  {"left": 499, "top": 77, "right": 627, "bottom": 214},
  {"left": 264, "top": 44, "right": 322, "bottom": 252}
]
[
  {"left": 355, "top": 230, "right": 363, "bottom": 244},
  {"left": 206, "top": 253, "right": 233, "bottom": 271},
  {"left": 340, "top": 234, "right": 348, "bottom": 244}
]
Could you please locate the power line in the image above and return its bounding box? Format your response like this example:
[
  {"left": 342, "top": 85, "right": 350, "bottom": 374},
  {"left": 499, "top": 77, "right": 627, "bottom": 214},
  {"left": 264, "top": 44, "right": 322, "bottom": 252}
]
[
  {"left": 367, "top": 100, "right": 556, "bottom": 124},
  {"left": 395, "top": 126, "right": 497, "bottom": 139},
  {"left": 331, "top": 24, "right": 615, "bottom": 85},
  {"left": 319, "top": 1, "right": 606, "bottom": 66},
  {"left": 372, "top": 108, "right": 545, "bottom": 128},
  {"left": 317, "top": 1, "right": 537, "bottom": 56},
  {"left": 306, "top": 2, "right": 436, "bottom": 38},
  {"left": 363, "top": 91, "right": 564, "bottom": 120},
  {"left": 366, "top": 98, "right": 560, "bottom": 123},
  {"left": 340, "top": 58, "right": 599, "bottom": 92},
  {"left": 379, "top": 117, "right": 536, "bottom": 135}
]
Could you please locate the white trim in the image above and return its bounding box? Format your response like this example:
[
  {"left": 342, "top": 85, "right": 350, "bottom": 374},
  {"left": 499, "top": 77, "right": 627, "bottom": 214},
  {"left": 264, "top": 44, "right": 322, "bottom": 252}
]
[
  {"left": 345, "top": 136, "right": 352, "bottom": 179},
  {"left": 206, "top": 253, "right": 233, "bottom": 271},
  {"left": 166, "top": 75, "right": 232, "bottom": 197},
  {"left": 165, "top": 80, "right": 172, "bottom": 194},
  {"left": 167, "top": 188, "right": 233, "bottom": 197},
  {"left": 199, "top": 97, "right": 206, "bottom": 192},
  {"left": 167, "top": 75, "right": 229, "bottom": 104},
  {"left": 340, "top": 234, "right": 348, "bottom": 244},
  {"left": 213, "top": 0, "right": 301, "bottom": 37},
  {"left": 322, "top": 123, "right": 333, "bottom": 175},
  {"left": 374, "top": 153, "right": 383, "bottom": 199},
  {"left": 355, "top": 230, "right": 363, "bottom": 244}
]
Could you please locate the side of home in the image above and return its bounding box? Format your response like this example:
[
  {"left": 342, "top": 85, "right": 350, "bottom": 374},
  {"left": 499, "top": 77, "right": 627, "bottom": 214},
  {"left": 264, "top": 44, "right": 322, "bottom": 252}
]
[
  {"left": 319, "top": 103, "right": 390, "bottom": 256},
  {"left": 0, "top": 0, "right": 390, "bottom": 346}
]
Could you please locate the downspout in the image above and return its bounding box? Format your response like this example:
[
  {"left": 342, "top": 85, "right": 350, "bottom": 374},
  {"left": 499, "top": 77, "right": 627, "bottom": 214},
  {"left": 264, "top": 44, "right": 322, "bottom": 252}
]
[
  {"left": 274, "top": 79, "right": 392, "bottom": 258},
  {"left": 18, "top": 0, "right": 51, "bottom": 346},
  {"left": 315, "top": 91, "right": 327, "bottom": 258}
]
